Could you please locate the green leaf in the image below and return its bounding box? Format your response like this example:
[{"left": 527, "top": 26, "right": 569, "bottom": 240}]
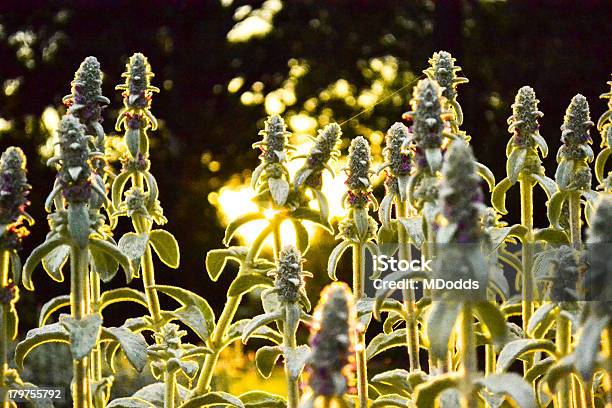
[
  {"left": 353, "top": 207, "right": 368, "bottom": 239},
  {"left": 371, "top": 369, "right": 411, "bottom": 394},
  {"left": 291, "top": 219, "right": 310, "bottom": 255},
  {"left": 291, "top": 207, "right": 333, "bottom": 233},
  {"left": 90, "top": 243, "right": 121, "bottom": 282},
  {"left": 239, "top": 391, "right": 286, "bottom": 408},
  {"left": 371, "top": 394, "right": 414, "bottom": 408},
  {"left": 555, "top": 159, "right": 574, "bottom": 190},
  {"left": 103, "top": 326, "right": 148, "bottom": 372},
  {"left": 531, "top": 174, "right": 557, "bottom": 199},
  {"left": 227, "top": 273, "right": 273, "bottom": 297},
  {"left": 525, "top": 357, "right": 555, "bottom": 383},
  {"left": 224, "top": 319, "right": 282, "bottom": 348},
  {"left": 125, "top": 128, "right": 140, "bottom": 157},
  {"left": 383, "top": 313, "right": 403, "bottom": 334},
  {"left": 473, "top": 301, "right": 508, "bottom": 348},
  {"left": 178, "top": 391, "right": 245, "bottom": 408},
  {"left": 149, "top": 229, "right": 180, "bottom": 268},
  {"left": 427, "top": 301, "right": 461, "bottom": 361},
  {"left": 366, "top": 329, "right": 407, "bottom": 361},
  {"left": 492, "top": 177, "right": 513, "bottom": 215},
  {"left": 153, "top": 285, "right": 215, "bottom": 342},
  {"left": 268, "top": 177, "right": 289, "bottom": 206},
  {"left": 254, "top": 346, "right": 283, "bottom": 379},
  {"left": 414, "top": 372, "right": 462, "bottom": 407},
  {"left": 527, "top": 303, "right": 558, "bottom": 339},
  {"left": 313, "top": 189, "right": 329, "bottom": 222},
  {"left": 475, "top": 373, "right": 536, "bottom": 408},
  {"left": 595, "top": 147, "right": 611, "bottom": 185},
  {"left": 23, "top": 237, "right": 67, "bottom": 290},
  {"left": 99, "top": 288, "right": 148, "bottom": 311},
  {"left": 397, "top": 216, "right": 424, "bottom": 246},
  {"left": 533, "top": 227, "right": 569, "bottom": 244},
  {"left": 111, "top": 170, "right": 131, "bottom": 209},
  {"left": 132, "top": 383, "right": 189, "bottom": 407},
  {"left": 60, "top": 314, "right": 103, "bottom": 360},
  {"left": 378, "top": 193, "right": 394, "bottom": 229},
  {"left": 507, "top": 148, "right": 527, "bottom": 183},
  {"left": 223, "top": 213, "right": 265, "bottom": 246},
  {"left": 377, "top": 222, "right": 398, "bottom": 257},
  {"left": 496, "top": 339, "right": 557, "bottom": 373},
  {"left": 327, "top": 241, "right": 351, "bottom": 281},
  {"left": 574, "top": 316, "right": 609, "bottom": 382},
  {"left": 283, "top": 344, "right": 310, "bottom": 380},
  {"left": 118, "top": 232, "right": 149, "bottom": 265},
  {"left": 544, "top": 355, "right": 575, "bottom": 393},
  {"left": 242, "top": 311, "right": 283, "bottom": 344},
  {"left": 15, "top": 323, "right": 69, "bottom": 369},
  {"left": 89, "top": 238, "right": 133, "bottom": 283},
  {"left": 205, "top": 247, "right": 248, "bottom": 281},
  {"left": 107, "top": 397, "right": 156, "bottom": 408},
  {"left": 41, "top": 244, "right": 70, "bottom": 282},
  {"left": 476, "top": 161, "right": 496, "bottom": 192},
  {"left": 38, "top": 295, "right": 70, "bottom": 326},
  {"left": 546, "top": 190, "right": 568, "bottom": 229}
]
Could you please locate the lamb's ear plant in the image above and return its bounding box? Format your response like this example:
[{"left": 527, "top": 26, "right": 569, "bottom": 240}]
[
  {"left": 491, "top": 86, "right": 559, "bottom": 373},
  {"left": 327, "top": 135, "right": 379, "bottom": 408},
  {"left": 299, "top": 282, "right": 355, "bottom": 408},
  {"left": 19, "top": 115, "right": 134, "bottom": 408},
  {"left": 595, "top": 74, "right": 612, "bottom": 188},
  {"left": 0, "top": 147, "right": 34, "bottom": 406},
  {"left": 241, "top": 245, "right": 312, "bottom": 408},
  {"left": 194, "top": 118, "right": 335, "bottom": 399},
  {"left": 414, "top": 141, "right": 535, "bottom": 408}
]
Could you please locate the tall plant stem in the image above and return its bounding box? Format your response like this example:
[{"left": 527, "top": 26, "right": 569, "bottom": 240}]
[
  {"left": 133, "top": 173, "right": 162, "bottom": 324},
  {"left": 460, "top": 303, "right": 477, "bottom": 408},
  {"left": 556, "top": 314, "right": 572, "bottom": 408},
  {"left": 89, "top": 270, "right": 104, "bottom": 408},
  {"left": 194, "top": 221, "right": 279, "bottom": 395},
  {"left": 70, "top": 246, "right": 92, "bottom": 408},
  {"left": 519, "top": 175, "right": 535, "bottom": 373},
  {"left": 0, "top": 251, "right": 10, "bottom": 408},
  {"left": 396, "top": 201, "right": 420, "bottom": 371},
  {"left": 352, "top": 242, "right": 368, "bottom": 408},
  {"left": 164, "top": 371, "right": 176, "bottom": 408},
  {"left": 603, "top": 327, "right": 612, "bottom": 405},
  {"left": 283, "top": 305, "right": 300, "bottom": 408},
  {"left": 485, "top": 344, "right": 496, "bottom": 375}
]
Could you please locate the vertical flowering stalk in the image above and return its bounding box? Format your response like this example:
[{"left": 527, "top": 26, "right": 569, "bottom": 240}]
[
  {"left": 62, "top": 56, "right": 111, "bottom": 396},
  {"left": 112, "top": 53, "right": 178, "bottom": 328},
  {"left": 299, "top": 282, "right": 355, "bottom": 408},
  {"left": 376, "top": 122, "right": 421, "bottom": 371},
  {"left": 333, "top": 136, "right": 378, "bottom": 407},
  {"left": 492, "top": 86, "right": 554, "bottom": 373},
  {"left": 0, "top": 147, "right": 31, "bottom": 407},
  {"left": 595, "top": 75, "right": 612, "bottom": 188},
  {"left": 424, "top": 51, "right": 469, "bottom": 137},
  {"left": 548, "top": 94, "right": 594, "bottom": 408}
]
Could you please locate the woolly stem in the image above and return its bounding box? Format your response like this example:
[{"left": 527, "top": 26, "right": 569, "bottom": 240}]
[
  {"left": 89, "top": 270, "right": 104, "bottom": 408},
  {"left": 460, "top": 303, "right": 477, "bottom": 408},
  {"left": 193, "top": 222, "right": 277, "bottom": 395},
  {"left": 164, "top": 370, "right": 176, "bottom": 408},
  {"left": 396, "top": 200, "right": 420, "bottom": 371},
  {"left": 283, "top": 305, "right": 300, "bottom": 408},
  {"left": 556, "top": 314, "right": 572, "bottom": 408},
  {"left": 352, "top": 242, "right": 368, "bottom": 408},
  {"left": 485, "top": 344, "right": 496, "bottom": 376},
  {"left": 70, "top": 246, "right": 92, "bottom": 408},
  {"left": 519, "top": 175, "right": 535, "bottom": 373},
  {"left": 0, "top": 251, "right": 9, "bottom": 408}
]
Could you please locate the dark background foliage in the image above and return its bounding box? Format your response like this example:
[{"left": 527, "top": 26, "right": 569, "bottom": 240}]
[{"left": 0, "top": 0, "right": 611, "bottom": 333}]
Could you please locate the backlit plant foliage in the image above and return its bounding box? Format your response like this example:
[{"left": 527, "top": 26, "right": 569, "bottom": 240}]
[{"left": 0, "top": 50, "right": 610, "bottom": 408}]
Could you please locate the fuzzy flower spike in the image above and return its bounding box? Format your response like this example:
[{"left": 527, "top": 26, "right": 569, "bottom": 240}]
[
  {"left": 299, "top": 282, "right": 355, "bottom": 408},
  {"left": 0, "top": 147, "right": 32, "bottom": 255},
  {"left": 340, "top": 136, "right": 378, "bottom": 240},
  {"left": 378, "top": 122, "right": 413, "bottom": 227},
  {"left": 293, "top": 123, "right": 342, "bottom": 220},
  {"left": 115, "top": 53, "right": 160, "bottom": 158},
  {"left": 251, "top": 115, "right": 294, "bottom": 207},
  {"left": 424, "top": 51, "right": 469, "bottom": 133}
]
